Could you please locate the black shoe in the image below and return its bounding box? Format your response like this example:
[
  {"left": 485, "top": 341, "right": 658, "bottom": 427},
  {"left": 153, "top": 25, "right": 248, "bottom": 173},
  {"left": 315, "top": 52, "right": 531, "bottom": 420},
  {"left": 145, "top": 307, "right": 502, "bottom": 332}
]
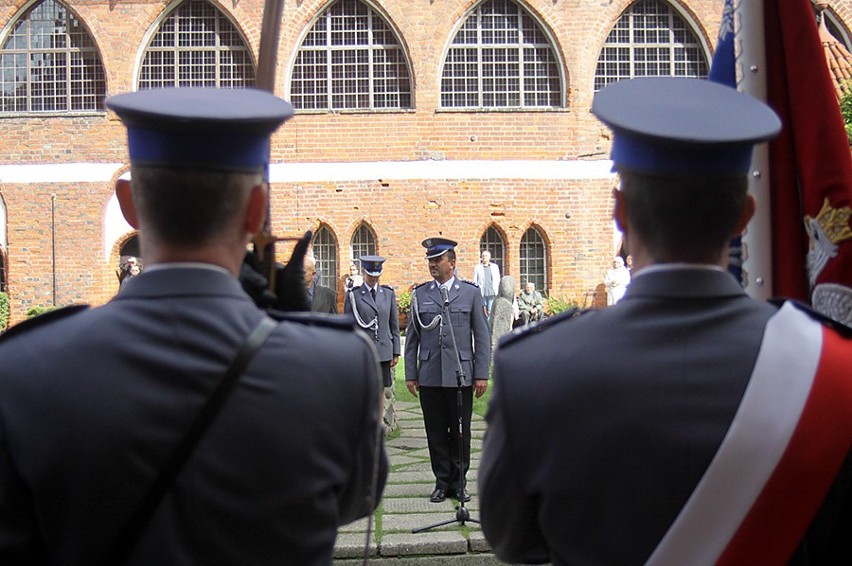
[
  {"left": 429, "top": 488, "right": 447, "bottom": 503},
  {"left": 453, "top": 488, "right": 471, "bottom": 502}
]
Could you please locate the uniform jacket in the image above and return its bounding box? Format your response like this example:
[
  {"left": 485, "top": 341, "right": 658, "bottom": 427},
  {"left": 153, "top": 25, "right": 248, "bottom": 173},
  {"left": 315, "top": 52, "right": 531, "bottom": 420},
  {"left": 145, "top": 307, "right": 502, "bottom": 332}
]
[
  {"left": 478, "top": 267, "right": 851, "bottom": 565},
  {"left": 404, "top": 279, "right": 490, "bottom": 387},
  {"left": 0, "top": 267, "right": 387, "bottom": 565},
  {"left": 343, "top": 282, "right": 400, "bottom": 362},
  {"left": 310, "top": 284, "right": 338, "bottom": 314}
]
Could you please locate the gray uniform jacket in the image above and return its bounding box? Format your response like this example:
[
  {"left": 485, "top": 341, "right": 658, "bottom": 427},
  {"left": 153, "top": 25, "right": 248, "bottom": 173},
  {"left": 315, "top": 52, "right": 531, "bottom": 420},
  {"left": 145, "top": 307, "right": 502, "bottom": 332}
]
[
  {"left": 404, "top": 279, "right": 490, "bottom": 387},
  {"left": 343, "top": 283, "right": 400, "bottom": 362},
  {"left": 478, "top": 267, "right": 851, "bottom": 565},
  {"left": 0, "top": 267, "right": 387, "bottom": 565}
]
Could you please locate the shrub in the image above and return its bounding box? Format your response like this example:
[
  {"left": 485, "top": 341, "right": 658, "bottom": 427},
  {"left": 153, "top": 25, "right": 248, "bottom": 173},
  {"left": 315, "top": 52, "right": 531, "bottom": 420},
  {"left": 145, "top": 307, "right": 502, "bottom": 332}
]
[
  {"left": 841, "top": 84, "right": 852, "bottom": 147},
  {"left": 545, "top": 295, "right": 578, "bottom": 315},
  {"left": 397, "top": 288, "right": 412, "bottom": 315},
  {"left": 0, "top": 292, "right": 8, "bottom": 330},
  {"left": 26, "top": 305, "right": 58, "bottom": 318}
]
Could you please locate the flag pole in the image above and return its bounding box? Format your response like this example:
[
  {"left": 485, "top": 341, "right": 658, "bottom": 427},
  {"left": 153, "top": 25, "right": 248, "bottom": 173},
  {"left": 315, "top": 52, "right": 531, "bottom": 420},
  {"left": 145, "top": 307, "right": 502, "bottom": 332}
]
[{"left": 737, "top": 0, "right": 773, "bottom": 300}]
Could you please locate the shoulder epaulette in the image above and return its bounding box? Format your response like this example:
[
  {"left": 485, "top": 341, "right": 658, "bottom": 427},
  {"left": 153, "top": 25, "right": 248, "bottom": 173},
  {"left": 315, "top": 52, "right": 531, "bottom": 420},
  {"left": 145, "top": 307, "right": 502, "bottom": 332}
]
[
  {"left": 498, "top": 307, "right": 592, "bottom": 349},
  {"left": 459, "top": 279, "right": 479, "bottom": 288},
  {"left": 267, "top": 310, "right": 356, "bottom": 331},
  {"left": 381, "top": 284, "right": 395, "bottom": 291},
  {"left": 769, "top": 299, "right": 852, "bottom": 338},
  {"left": 414, "top": 281, "right": 431, "bottom": 290},
  {"left": 0, "top": 304, "right": 90, "bottom": 344}
]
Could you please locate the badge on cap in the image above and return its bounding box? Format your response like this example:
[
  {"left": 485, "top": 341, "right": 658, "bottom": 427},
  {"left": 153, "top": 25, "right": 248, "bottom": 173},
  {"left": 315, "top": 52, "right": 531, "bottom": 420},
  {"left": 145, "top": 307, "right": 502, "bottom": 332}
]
[
  {"left": 422, "top": 238, "right": 457, "bottom": 259},
  {"left": 360, "top": 255, "right": 386, "bottom": 276},
  {"left": 106, "top": 88, "right": 295, "bottom": 172},
  {"left": 592, "top": 78, "right": 781, "bottom": 176}
]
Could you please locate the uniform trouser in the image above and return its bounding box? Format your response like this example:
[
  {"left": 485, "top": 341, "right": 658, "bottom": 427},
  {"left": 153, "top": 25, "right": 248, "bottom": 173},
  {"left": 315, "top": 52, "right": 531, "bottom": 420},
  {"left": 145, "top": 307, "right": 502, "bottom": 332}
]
[
  {"left": 419, "top": 385, "right": 473, "bottom": 491},
  {"left": 379, "top": 360, "right": 393, "bottom": 387}
]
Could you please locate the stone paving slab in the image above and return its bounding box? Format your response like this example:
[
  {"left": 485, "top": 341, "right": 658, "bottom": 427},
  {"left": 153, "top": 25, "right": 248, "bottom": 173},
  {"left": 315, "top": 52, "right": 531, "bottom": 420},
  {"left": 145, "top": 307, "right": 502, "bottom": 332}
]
[
  {"left": 337, "top": 516, "right": 372, "bottom": 533},
  {"left": 389, "top": 454, "right": 423, "bottom": 467},
  {"left": 389, "top": 470, "right": 440, "bottom": 484},
  {"left": 388, "top": 437, "right": 431, "bottom": 450},
  {"left": 380, "top": 531, "right": 468, "bottom": 556},
  {"left": 383, "top": 513, "right": 483, "bottom": 533},
  {"left": 384, "top": 496, "right": 462, "bottom": 513},
  {"left": 332, "top": 532, "right": 378, "bottom": 559},
  {"left": 335, "top": 554, "right": 504, "bottom": 565},
  {"left": 382, "top": 482, "right": 435, "bottom": 497}
]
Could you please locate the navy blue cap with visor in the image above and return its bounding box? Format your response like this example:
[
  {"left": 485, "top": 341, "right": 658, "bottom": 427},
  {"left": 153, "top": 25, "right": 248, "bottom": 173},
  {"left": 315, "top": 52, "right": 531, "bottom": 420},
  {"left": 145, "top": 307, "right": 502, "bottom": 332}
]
[
  {"left": 360, "top": 255, "right": 386, "bottom": 276},
  {"left": 422, "top": 238, "right": 457, "bottom": 259},
  {"left": 592, "top": 78, "right": 781, "bottom": 176},
  {"left": 106, "top": 88, "right": 295, "bottom": 172}
]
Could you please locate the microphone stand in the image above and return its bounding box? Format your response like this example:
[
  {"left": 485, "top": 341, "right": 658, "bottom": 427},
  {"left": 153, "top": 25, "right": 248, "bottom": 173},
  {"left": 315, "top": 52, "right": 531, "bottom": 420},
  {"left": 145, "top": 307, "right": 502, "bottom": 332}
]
[{"left": 412, "top": 286, "right": 479, "bottom": 533}]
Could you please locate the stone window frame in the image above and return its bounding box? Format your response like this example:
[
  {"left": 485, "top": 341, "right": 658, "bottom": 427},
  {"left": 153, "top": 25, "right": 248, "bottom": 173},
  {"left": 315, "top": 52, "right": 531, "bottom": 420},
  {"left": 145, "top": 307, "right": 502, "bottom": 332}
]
[
  {"left": 0, "top": 0, "right": 106, "bottom": 114},
  {"left": 137, "top": 0, "right": 255, "bottom": 90},
  {"left": 290, "top": 0, "right": 413, "bottom": 111},
  {"left": 593, "top": 0, "right": 709, "bottom": 92},
  {"left": 439, "top": 0, "right": 564, "bottom": 109}
]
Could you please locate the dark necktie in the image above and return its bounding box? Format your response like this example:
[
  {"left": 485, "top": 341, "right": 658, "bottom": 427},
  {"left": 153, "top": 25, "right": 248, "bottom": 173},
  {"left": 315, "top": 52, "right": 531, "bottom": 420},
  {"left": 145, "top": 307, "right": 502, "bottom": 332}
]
[{"left": 371, "top": 287, "right": 377, "bottom": 300}]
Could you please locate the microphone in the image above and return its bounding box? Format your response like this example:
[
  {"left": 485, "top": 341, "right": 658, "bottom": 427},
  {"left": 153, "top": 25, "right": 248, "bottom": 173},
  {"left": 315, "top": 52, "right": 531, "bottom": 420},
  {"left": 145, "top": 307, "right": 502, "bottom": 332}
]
[{"left": 440, "top": 285, "right": 449, "bottom": 306}]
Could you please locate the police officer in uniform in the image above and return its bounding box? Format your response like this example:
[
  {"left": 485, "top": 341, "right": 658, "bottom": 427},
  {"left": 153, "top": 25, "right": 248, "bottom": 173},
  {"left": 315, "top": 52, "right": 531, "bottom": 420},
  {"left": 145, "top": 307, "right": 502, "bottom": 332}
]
[
  {"left": 405, "top": 238, "right": 491, "bottom": 503},
  {"left": 479, "top": 78, "right": 852, "bottom": 564},
  {"left": 0, "top": 88, "right": 388, "bottom": 564},
  {"left": 344, "top": 255, "right": 400, "bottom": 388}
]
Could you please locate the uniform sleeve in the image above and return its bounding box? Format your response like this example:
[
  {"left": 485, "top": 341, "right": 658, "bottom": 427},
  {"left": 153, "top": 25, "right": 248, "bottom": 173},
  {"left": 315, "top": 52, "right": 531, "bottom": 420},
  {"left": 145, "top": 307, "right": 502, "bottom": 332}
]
[
  {"left": 389, "top": 290, "right": 401, "bottom": 357},
  {"left": 471, "top": 291, "right": 491, "bottom": 379},
  {"left": 404, "top": 296, "right": 420, "bottom": 381},
  {"left": 336, "top": 334, "right": 388, "bottom": 524},
  {"left": 342, "top": 289, "right": 353, "bottom": 316},
  {"left": 478, "top": 361, "right": 550, "bottom": 563}
]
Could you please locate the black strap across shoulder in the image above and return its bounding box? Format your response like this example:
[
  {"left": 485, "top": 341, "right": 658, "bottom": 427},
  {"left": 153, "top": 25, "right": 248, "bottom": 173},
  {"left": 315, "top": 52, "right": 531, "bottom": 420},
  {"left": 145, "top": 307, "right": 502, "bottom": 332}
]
[{"left": 103, "top": 316, "right": 279, "bottom": 565}]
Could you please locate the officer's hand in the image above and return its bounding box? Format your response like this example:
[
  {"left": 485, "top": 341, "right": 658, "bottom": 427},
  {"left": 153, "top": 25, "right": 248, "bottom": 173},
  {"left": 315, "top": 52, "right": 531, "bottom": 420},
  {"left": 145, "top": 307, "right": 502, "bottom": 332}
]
[
  {"left": 239, "top": 252, "right": 277, "bottom": 308},
  {"left": 406, "top": 380, "right": 419, "bottom": 398},
  {"left": 474, "top": 379, "right": 488, "bottom": 398},
  {"left": 273, "top": 231, "right": 312, "bottom": 312},
  {"left": 390, "top": 355, "right": 399, "bottom": 368}
]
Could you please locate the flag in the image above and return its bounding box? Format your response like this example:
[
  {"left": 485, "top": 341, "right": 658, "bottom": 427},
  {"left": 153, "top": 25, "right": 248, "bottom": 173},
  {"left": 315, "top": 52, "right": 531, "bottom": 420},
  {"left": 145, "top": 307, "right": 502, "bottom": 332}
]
[
  {"left": 708, "top": 0, "right": 743, "bottom": 284},
  {"left": 763, "top": 0, "right": 852, "bottom": 325}
]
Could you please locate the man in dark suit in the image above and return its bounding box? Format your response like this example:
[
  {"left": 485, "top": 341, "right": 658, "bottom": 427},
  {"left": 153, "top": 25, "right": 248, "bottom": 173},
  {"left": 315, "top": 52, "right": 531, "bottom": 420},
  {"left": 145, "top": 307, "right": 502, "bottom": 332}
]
[
  {"left": 479, "top": 78, "right": 852, "bottom": 565},
  {"left": 0, "top": 88, "right": 387, "bottom": 564},
  {"left": 405, "top": 238, "right": 490, "bottom": 503},
  {"left": 344, "top": 255, "right": 400, "bottom": 388},
  {"left": 304, "top": 254, "right": 338, "bottom": 313}
]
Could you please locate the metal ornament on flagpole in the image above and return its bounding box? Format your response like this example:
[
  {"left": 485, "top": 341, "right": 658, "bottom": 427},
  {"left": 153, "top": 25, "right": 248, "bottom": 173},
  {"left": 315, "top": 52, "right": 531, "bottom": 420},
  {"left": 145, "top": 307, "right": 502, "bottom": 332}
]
[{"left": 736, "top": 0, "right": 774, "bottom": 300}]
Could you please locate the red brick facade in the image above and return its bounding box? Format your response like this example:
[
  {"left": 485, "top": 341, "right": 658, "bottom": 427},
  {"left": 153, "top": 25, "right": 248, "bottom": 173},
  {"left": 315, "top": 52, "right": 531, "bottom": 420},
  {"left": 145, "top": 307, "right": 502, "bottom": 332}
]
[{"left": 0, "top": 0, "right": 847, "bottom": 324}]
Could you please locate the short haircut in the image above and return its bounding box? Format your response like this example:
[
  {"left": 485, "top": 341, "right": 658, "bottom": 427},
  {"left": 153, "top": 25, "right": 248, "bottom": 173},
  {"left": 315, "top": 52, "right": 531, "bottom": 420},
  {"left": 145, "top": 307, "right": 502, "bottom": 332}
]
[
  {"left": 130, "top": 166, "right": 261, "bottom": 248},
  {"left": 619, "top": 170, "right": 748, "bottom": 263},
  {"left": 446, "top": 249, "right": 456, "bottom": 262}
]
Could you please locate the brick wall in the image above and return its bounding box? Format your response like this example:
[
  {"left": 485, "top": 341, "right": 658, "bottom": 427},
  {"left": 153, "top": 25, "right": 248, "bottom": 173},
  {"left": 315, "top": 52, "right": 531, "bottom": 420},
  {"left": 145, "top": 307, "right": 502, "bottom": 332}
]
[{"left": 0, "top": 0, "right": 813, "bottom": 324}]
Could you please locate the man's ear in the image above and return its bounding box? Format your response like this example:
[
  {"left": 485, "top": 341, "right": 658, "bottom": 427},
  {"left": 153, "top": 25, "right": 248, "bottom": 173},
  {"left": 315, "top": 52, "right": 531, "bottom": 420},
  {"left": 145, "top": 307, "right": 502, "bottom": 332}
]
[
  {"left": 733, "top": 194, "right": 757, "bottom": 236},
  {"left": 115, "top": 178, "right": 139, "bottom": 229},
  {"left": 245, "top": 183, "right": 268, "bottom": 235}
]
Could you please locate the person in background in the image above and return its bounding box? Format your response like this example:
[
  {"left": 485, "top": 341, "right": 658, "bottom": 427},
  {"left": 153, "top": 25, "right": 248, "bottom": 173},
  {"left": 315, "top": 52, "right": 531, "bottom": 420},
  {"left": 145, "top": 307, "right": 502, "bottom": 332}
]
[
  {"left": 345, "top": 261, "right": 364, "bottom": 291},
  {"left": 479, "top": 77, "right": 851, "bottom": 565},
  {"left": 472, "top": 250, "right": 500, "bottom": 318},
  {"left": 0, "top": 88, "right": 387, "bottom": 564},
  {"left": 517, "top": 281, "right": 544, "bottom": 325},
  {"left": 604, "top": 256, "right": 631, "bottom": 305},
  {"left": 304, "top": 255, "right": 337, "bottom": 313}
]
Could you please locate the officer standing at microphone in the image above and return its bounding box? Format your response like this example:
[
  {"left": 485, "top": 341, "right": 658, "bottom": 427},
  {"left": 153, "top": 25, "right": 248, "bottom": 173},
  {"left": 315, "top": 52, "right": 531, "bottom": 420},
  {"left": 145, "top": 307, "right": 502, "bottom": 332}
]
[{"left": 405, "top": 238, "right": 490, "bottom": 503}]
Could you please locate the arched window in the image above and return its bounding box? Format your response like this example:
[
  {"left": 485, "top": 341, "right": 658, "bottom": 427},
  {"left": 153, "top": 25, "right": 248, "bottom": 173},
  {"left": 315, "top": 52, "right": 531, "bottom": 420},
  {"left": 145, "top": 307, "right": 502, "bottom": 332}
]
[
  {"left": 350, "top": 222, "right": 377, "bottom": 264},
  {"left": 312, "top": 225, "right": 339, "bottom": 290},
  {"left": 0, "top": 0, "right": 106, "bottom": 113},
  {"left": 291, "top": 0, "right": 412, "bottom": 110},
  {"left": 480, "top": 225, "right": 506, "bottom": 276},
  {"left": 822, "top": 9, "right": 852, "bottom": 51},
  {"left": 519, "top": 226, "right": 546, "bottom": 294},
  {"left": 441, "top": 0, "right": 562, "bottom": 108},
  {"left": 138, "top": 0, "right": 255, "bottom": 89},
  {"left": 593, "top": 0, "right": 708, "bottom": 91}
]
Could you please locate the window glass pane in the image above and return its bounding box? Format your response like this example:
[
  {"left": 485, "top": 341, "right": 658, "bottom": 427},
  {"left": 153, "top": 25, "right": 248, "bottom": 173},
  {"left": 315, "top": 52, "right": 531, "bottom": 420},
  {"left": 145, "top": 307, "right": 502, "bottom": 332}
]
[
  {"left": 593, "top": 0, "right": 708, "bottom": 91},
  {"left": 351, "top": 223, "right": 377, "bottom": 262},
  {"left": 441, "top": 0, "right": 562, "bottom": 108},
  {"left": 313, "top": 226, "right": 339, "bottom": 290},
  {"left": 480, "top": 226, "right": 506, "bottom": 276},
  {"left": 0, "top": 0, "right": 106, "bottom": 113},
  {"left": 520, "top": 227, "right": 546, "bottom": 294},
  {"left": 291, "top": 0, "right": 412, "bottom": 110},
  {"left": 139, "top": 0, "right": 255, "bottom": 90}
]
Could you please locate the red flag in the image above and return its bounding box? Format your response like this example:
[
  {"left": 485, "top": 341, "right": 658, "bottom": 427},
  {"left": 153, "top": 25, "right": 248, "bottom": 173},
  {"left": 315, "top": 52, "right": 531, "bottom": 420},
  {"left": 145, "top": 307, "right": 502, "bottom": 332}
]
[{"left": 764, "top": 0, "right": 852, "bottom": 324}]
